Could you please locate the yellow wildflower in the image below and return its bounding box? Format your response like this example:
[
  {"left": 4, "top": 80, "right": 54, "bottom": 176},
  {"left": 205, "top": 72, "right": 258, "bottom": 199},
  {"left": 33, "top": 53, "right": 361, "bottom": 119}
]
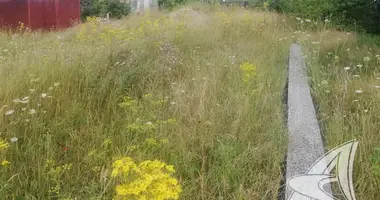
[
  {"left": 0, "top": 139, "right": 9, "bottom": 151},
  {"left": 1, "top": 160, "right": 10, "bottom": 166},
  {"left": 240, "top": 62, "right": 257, "bottom": 82},
  {"left": 112, "top": 158, "right": 182, "bottom": 200}
]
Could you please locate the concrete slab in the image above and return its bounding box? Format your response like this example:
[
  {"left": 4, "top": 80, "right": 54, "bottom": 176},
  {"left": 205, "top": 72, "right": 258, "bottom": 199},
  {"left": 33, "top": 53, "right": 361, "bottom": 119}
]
[{"left": 285, "top": 43, "right": 331, "bottom": 199}]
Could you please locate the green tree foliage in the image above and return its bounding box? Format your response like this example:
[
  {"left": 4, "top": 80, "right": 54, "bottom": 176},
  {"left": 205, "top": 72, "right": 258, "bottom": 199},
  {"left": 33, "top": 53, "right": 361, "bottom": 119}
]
[
  {"left": 272, "top": 0, "right": 380, "bottom": 33},
  {"left": 82, "top": 0, "right": 132, "bottom": 19}
]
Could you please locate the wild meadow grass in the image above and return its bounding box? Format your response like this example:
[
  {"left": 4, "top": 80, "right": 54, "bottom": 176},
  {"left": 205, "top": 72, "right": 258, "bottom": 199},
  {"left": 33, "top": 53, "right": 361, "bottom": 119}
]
[
  {"left": 296, "top": 19, "right": 380, "bottom": 199},
  {"left": 0, "top": 6, "right": 292, "bottom": 199}
]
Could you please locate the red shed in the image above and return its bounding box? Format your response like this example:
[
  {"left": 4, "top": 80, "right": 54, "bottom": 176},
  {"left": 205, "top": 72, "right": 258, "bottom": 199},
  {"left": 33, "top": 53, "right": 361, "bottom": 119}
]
[{"left": 0, "top": 0, "right": 80, "bottom": 30}]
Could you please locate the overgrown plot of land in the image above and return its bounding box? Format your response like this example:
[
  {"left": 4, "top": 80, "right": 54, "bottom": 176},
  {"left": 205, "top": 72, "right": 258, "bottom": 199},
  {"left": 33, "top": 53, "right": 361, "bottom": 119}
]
[{"left": 0, "top": 7, "right": 291, "bottom": 199}]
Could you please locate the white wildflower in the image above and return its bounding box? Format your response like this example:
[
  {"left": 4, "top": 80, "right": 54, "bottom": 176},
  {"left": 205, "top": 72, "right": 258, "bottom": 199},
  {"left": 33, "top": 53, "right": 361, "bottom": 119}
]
[
  {"left": 344, "top": 67, "right": 350, "bottom": 70},
  {"left": 355, "top": 90, "right": 363, "bottom": 94},
  {"left": 28, "top": 109, "right": 36, "bottom": 115},
  {"left": 41, "top": 93, "right": 47, "bottom": 98},
  {"left": 5, "top": 110, "right": 14, "bottom": 115},
  {"left": 54, "top": 82, "right": 60, "bottom": 87},
  {"left": 10, "top": 137, "right": 18, "bottom": 143}
]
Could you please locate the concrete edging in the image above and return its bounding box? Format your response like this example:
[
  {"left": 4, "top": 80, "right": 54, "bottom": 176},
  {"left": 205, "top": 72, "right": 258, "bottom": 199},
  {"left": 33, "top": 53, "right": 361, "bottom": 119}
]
[{"left": 285, "top": 43, "right": 331, "bottom": 199}]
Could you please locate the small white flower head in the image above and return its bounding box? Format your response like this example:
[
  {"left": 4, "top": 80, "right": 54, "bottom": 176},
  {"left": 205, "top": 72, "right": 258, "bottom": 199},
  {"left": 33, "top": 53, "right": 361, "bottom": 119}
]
[
  {"left": 344, "top": 67, "right": 350, "bottom": 70},
  {"left": 353, "top": 99, "right": 359, "bottom": 102},
  {"left": 343, "top": 115, "right": 347, "bottom": 118},
  {"left": 10, "top": 137, "right": 18, "bottom": 143},
  {"left": 324, "top": 19, "right": 330, "bottom": 23},
  {"left": 374, "top": 85, "right": 380, "bottom": 89},
  {"left": 180, "top": 90, "right": 185, "bottom": 93},
  {"left": 48, "top": 87, "right": 53, "bottom": 91},
  {"left": 20, "top": 99, "right": 29, "bottom": 104},
  {"left": 29, "top": 89, "right": 35, "bottom": 93},
  {"left": 363, "top": 56, "right": 370, "bottom": 62},
  {"left": 355, "top": 90, "right": 363, "bottom": 94},
  {"left": 191, "top": 78, "right": 196, "bottom": 81},
  {"left": 170, "top": 101, "right": 176, "bottom": 105},
  {"left": 28, "top": 109, "right": 36, "bottom": 115},
  {"left": 377, "top": 77, "right": 380, "bottom": 80},
  {"left": 327, "top": 52, "right": 332, "bottom": 55},
  {"left": 364, "top": 109, "right": 369, "bottom": 113},
  {"left": 305, "top": 19, "right": 311, "bottom": 23},
  {"left": 321, "top": 80, "right": 329, "bottom": 85},
  {"left": 334, "top": 56, "right": 339, "bottom": 60},
  {"left": 376, "top": 55, "right": 380, "bottom": 58},
  {"left": 205, "top": 121, "right": 212, "bottom": 126},
  {"left": 37, "top": 104, "right": 41, "bottom": 107},
  {"left": 25, "top": 119, "right": 30, "bottom": 122},
  {"left": 41, "top": 93, "right": 47, "bottom": 98},
  {"left": 354, "top": 75, "right": 360, "bottom": 78},
  {"left": 146, "top": 121, "right": 153, "bottom": 125},
  {"left": 357, "top": 64, "right": 363, "bottom": 68},
  {"left": 21, "top": 107, "right": 26, "bottom": 111},
  {"left": 346, "top": 48, "right": 350, "bottom": 52},
  {"left": 19, "top": 96, "right": 29, "bottom": 104},
  {"left": 5, "top": 110, "right": 14, "bottom": 116},
  {"left": 296, "top": 17, "right": 301, "bottom": 21},
  {"left": 54, "top": 82, "right": 60, "bottom": 87},
  {"left": 13, "top": 98, "right": 20, "bottom": 103}
]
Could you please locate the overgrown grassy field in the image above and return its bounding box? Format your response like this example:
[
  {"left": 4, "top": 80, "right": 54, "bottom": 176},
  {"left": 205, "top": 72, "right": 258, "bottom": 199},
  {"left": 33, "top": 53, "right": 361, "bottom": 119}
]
[
  {"left": 0, "top": 6, "right": 292, "bottom": 199},
  {"left": 297, "top": 21, "right": 380, "bottom": 199}
]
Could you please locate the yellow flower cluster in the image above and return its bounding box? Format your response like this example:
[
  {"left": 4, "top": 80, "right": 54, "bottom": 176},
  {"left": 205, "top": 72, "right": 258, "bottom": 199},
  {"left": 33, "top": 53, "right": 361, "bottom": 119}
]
[
  {"left": 216, "top": 12, "right": 232, "bottom": 25},
  {"left": 0, "top": 139, "right": 9, "bottom": 167},
  {"left": 240, "top": 62, "right": 257, "bottom": 83},
  {"left": 112, "top": 157, "right": 182, "bottom": 200},
  {"left": 263, "top": 2, "right": 269, "bottom": 10}
]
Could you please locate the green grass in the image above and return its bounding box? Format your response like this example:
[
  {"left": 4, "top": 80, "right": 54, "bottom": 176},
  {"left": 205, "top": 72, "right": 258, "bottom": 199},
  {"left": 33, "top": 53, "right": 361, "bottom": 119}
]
[
  {"left": 299, "top": 21, "right": 380, "bottom": 200},
  {"left": 0, "top": 6, "right": 292, "bottom": 199}
]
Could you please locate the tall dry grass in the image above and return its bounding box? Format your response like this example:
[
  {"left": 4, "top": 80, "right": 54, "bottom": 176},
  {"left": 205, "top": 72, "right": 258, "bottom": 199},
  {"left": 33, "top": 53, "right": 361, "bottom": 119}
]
[{"left": 0, "top": 5, "right": 293, "bottom": 200}]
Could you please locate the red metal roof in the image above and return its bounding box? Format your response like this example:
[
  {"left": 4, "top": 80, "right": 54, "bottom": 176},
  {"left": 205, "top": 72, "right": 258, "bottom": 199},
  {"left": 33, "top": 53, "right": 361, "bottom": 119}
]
[{"left": 0, "top": 0, "right": 80, "bottom": 30}]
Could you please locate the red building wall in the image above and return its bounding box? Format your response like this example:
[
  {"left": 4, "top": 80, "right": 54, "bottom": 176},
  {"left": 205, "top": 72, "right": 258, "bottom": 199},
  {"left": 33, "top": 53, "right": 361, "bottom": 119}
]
[
  {"left": 0, "top": 0, "right": 80, "bottom": 30},
  {"left": 56, "top": 0, "right": 81, "bottom": 28},
  {"left": 0, "top": 0, "right": 29, "bottom": 28}
]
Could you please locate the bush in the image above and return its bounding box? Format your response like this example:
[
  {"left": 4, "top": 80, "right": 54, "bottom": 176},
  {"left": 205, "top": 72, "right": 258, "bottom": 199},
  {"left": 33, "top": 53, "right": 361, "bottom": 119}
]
[
  {"left": 82, "top": 0, "right": 132, "bottom": 19},
  {"left": 273, "top": 0, "right": 380, "bottom": 33}
]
